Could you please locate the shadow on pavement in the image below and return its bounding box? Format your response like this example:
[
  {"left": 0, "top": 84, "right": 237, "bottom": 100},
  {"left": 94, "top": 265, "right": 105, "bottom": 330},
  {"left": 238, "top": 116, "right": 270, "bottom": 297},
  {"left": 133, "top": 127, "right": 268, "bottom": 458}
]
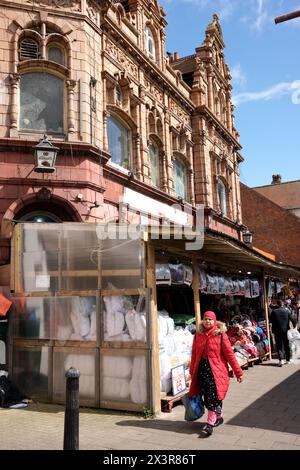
[
  {"left": 116, "top": 416, "right": 206, "bottom": 435},
  {"left": 227, "top": 368, "right": 300, "bottom": 434}
]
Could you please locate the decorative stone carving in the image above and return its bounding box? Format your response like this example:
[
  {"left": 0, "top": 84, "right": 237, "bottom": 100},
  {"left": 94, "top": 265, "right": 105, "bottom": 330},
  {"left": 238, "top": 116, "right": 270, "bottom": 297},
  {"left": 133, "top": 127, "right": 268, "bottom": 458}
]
[
  {"left": 87, "top": 1, "right": 99, "bottom": 25},
  {"left": 25, "top": 0, "right": 81, "bottom": 11},
  {"left": 9, "top": 73, "right": 20, "bottom": 133},
  {"left": 105, "top": 39, "right": 138, "bottom": 79},
  {"left": 169, "top": 98, "right": 190, "bottom": 125},
  {"left": 144, "top": 79, "right": 163, "bottom": 105},
  {"left": 36, "top": 187, "right": 52, "bottom": 202}
]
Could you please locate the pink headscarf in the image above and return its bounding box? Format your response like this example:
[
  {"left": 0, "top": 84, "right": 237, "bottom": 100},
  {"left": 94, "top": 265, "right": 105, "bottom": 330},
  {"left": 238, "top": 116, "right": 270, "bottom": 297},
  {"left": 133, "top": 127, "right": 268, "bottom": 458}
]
[
  {"left": 203, "top": 311, "right": 217, "bottom": 333},
  {"left": 203, "top": 311, "right": 217, "bottom": 322}
]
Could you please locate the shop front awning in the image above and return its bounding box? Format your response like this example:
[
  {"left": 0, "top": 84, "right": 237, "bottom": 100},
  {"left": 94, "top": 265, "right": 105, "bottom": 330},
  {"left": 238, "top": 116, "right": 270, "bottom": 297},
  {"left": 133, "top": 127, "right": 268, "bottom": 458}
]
[{"left": 146, "top": 225, "right": 300, "bottom": 280}]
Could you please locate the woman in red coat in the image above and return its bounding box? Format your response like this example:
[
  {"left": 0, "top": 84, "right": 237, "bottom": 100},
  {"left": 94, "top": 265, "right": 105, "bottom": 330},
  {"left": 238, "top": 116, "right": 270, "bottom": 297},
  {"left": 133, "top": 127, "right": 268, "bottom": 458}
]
[{"left": 189, "top": 311, "right": 243, "bottom": 436}]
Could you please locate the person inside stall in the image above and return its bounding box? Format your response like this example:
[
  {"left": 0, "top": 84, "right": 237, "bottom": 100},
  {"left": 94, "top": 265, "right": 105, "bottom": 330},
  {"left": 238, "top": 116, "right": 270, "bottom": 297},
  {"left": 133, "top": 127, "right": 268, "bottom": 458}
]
[
  {"left": 0, "top": 364, "right": 33, "bottom": 409},
  {"left": 188, "top": 311, "right": 243, "bottom": 437}
]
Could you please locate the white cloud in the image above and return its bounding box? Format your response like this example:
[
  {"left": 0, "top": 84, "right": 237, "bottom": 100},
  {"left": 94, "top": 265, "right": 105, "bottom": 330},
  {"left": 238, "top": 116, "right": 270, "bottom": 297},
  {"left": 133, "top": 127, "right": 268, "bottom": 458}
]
[
  {"left": 231, "top": 63, "right": 247, "bottom": 88},
  {"left": 232, "top": 80, "right": 300, "bottom": 105},
  {"left": 253, "top": 0, "right": 268, "bottom": 31}
]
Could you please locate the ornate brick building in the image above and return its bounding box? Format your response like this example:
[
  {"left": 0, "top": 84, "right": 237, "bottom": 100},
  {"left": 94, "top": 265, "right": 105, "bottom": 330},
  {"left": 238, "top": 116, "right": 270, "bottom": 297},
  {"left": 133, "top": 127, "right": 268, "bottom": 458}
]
[{"left": 0, "top": 0, "right": 243, "bottom": 267}]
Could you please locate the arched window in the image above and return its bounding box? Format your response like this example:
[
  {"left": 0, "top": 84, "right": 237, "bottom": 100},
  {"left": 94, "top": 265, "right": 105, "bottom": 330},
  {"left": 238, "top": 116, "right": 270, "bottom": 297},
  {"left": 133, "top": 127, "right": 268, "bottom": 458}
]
[
  {"left": 217, "top": 180, "right": 227, "bottom": 216},
  {"left": 173, "top": 157, "right": 188, "bottom": 200},
  {"left": 19, "top": 37, "right": 40, "bottom": 60},
  {"left": 149, "top": 141, "right": 160, "bottom": 187},
  {"left": 20, "top": 211, "right": 62, "bottom": 223},
  {"left": 19, "top": 72, "right": 64, "bottom": 134},
  {"left": 48, "top": 45, "right": 65, "bottom": 65},
  {"left": 144, "top": 26, "right": 156, "bottom": 62},
  {"left": 107, "top": 115, "right": 131, "bottom": 169},
  {"left": 17, "top": 26, "right": 69, "bottom": 136}
]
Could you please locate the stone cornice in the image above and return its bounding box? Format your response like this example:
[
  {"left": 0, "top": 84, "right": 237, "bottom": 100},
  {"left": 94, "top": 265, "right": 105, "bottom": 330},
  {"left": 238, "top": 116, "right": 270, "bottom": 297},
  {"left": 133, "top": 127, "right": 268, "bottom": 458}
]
[
  {"left": 204, "top": 207, "right": 241, "bottom": 231},
  {"left": 0, "top": 137, "right": 110, "bottom": 164},
  {"left": 0, "top": 177, "right": 105, "bottom": 193}
]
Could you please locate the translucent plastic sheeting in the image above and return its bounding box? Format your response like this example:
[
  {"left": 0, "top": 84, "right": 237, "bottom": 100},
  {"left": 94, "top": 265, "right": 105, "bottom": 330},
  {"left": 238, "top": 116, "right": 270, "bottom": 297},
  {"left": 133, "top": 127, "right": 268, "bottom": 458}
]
[
  {"left": 12, "top": 297, "right": 55, "bottom": 339},
  {"left": 102, "top": 293, "right": 147, "bottom": 343},
  {"left": 61, "top": 225, "right": 100, "bottom": 291},
  {"left": 101, "top": 351, "right": 148, "bottom": 406},
  {"left": 12, "top": 296, "right": 97, "bottom": 341},
  {"left": 18, "top": 223, "right": 145, "bottom": 292},
  {"left": 53, "top": 348, "right": 97, "bottom": 406},
  {"left": 12, "top": 345, "right": 50, "bottom": 400}
]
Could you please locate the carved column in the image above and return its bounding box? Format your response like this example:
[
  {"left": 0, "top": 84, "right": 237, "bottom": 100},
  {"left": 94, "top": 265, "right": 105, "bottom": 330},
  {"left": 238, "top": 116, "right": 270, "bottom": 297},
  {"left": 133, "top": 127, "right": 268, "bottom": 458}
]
[
  {"left": 102, "top": 73, "right": 108, "bottom": 152},
  {"left": 189, "top": 168, "right": 195, "bottom": 206},
  {"left": 103, "top": 110, "right": 108, "bottom": 152},
  {"left": 160, "top": 150, "right": 168, "bottom": 193},
  {"left": 9, "top": 73, "right": 20, "bottom": 137},
  {"left": 226, "top": 86, "right": 233, "bottom": 132},
  {"left": 66, "top": 79, "right": 76, "bottom": 137},
  {"left": 163, "top": 107, "right": 173, "bottom": 194},
  {"left": 160, "top": 30, "right": 166, "bottom": 72},
  {"left": 207, "top": 65, "right": 214, "bottom": 111},
  {"left": 134, "top": 132, "right": 142, "bottom": 180}
]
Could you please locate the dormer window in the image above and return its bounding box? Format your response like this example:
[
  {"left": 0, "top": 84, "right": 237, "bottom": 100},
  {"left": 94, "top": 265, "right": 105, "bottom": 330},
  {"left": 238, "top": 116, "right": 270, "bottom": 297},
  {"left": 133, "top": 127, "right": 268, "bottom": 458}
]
[{"left": 145, "top": 26, "right": 156, "bottom": 62}]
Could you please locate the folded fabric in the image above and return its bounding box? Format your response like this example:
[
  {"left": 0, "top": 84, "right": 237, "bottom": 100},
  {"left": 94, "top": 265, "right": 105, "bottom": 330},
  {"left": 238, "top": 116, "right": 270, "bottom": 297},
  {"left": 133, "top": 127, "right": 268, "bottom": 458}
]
[
  {"left": 130, "top": 379, "right": 147, "bottom": 404},
  {"left": 132, "top": 356, "right": 146, "bottom": 381},
  {"left": 102, "top": 356, "right": 132, "bottom": 379},
  {"left": 102, "top": 377, "right": 130, "bottom": 400},
  {"left": 104, "top": 309, "right": 125, "bottom": 337},
  {"left": 125, "top": 309, "right": 146, "bottom": 341},
  {"left": 64, "top": 354, "right": 95, "bottom": 376},
  {"left": 79, "top": 376, "right": 95, "bottom": 397},
  {"left": 103, "top": 332, "right": 131, "bottom": 342}
]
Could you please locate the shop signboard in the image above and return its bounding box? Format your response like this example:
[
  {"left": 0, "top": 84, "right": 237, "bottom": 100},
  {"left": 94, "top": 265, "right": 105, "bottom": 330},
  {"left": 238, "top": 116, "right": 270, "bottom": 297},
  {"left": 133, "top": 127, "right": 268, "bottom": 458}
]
[{"left": 171, "top": 364, "right": 187, "bottom": 396}]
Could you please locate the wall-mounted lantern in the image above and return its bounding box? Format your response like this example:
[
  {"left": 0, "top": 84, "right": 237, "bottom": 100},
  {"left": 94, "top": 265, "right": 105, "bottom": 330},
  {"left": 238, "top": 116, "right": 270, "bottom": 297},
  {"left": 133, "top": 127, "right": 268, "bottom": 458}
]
[
  {"left": 33, "top": 134, "right": 59, "bottom": 173},
  {"left": 242, "top": 229, "right": 253, "bottom": 245}
]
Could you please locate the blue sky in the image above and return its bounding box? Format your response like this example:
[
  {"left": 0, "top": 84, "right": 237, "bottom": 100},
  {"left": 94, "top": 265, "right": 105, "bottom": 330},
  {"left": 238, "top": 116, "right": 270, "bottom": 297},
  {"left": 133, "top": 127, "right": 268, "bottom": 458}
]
[{"left": 160, "top": 0, "right": 300, "bottom": 187}]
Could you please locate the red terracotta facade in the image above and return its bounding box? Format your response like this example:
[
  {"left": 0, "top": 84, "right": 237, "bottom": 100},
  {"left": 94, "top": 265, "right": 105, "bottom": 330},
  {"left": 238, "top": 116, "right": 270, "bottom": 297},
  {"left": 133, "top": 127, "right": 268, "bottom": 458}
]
[{"left": 0, "top": 0, "right": 245, "bottom": 268}]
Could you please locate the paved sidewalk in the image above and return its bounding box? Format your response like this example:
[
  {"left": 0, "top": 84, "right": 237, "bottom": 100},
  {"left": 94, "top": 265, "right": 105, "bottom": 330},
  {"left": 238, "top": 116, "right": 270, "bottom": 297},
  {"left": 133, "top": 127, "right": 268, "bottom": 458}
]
[{"left": 1, "top": 359, "right": 300, "bottom": 450}]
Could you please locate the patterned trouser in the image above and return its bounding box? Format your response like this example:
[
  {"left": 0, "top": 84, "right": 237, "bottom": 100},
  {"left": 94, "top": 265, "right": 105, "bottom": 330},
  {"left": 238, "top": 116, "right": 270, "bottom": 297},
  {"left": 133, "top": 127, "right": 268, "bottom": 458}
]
[{"left": 198, "top": 358, "right": 222, "bottom": 413}]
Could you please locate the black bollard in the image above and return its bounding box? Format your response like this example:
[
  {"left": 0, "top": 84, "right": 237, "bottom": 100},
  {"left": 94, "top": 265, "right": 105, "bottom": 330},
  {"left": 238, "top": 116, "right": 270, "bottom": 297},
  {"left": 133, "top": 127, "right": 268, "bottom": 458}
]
[{"left": 63, "top": 366, "right": 80, "bottom": 450}]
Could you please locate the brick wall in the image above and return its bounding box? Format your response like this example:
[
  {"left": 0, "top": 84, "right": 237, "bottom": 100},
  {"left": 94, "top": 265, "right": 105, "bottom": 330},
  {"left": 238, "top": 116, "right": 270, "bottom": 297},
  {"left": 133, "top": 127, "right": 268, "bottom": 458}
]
[{"left": 240, "top": 183, "right": 300, "bottom": 267}]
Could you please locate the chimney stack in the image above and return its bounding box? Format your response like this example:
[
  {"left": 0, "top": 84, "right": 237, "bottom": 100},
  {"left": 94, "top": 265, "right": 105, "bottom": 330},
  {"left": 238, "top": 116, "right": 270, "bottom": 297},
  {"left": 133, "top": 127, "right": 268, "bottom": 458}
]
[
  {"left": 166, "top": 51, "right": 173, "bottom": 63},
  {"left": 271, "top": 174, "right": 282, "bottom": 184},
  {"left": 174, "top": 51, "right": 180, "bottom": 61}
]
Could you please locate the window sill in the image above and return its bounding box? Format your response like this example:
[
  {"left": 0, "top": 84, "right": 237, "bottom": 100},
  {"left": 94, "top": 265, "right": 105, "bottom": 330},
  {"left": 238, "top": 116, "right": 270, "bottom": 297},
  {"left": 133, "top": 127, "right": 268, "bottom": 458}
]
[{"left": 107, "top": 161, "right": 131, "bottom": 175}]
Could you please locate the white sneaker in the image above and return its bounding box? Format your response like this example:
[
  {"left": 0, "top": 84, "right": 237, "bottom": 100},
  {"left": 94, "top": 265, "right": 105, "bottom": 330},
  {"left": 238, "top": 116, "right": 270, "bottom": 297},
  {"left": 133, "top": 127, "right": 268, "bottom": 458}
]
[
  {"left": 278, "top": 360, "right": 284, "bottom": 367},
  {"left": 281, "top": 359, "right": 286, "bottom": 364},
  {"left": 286, "top": 360, "right": 294, "bottom": 364}
]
